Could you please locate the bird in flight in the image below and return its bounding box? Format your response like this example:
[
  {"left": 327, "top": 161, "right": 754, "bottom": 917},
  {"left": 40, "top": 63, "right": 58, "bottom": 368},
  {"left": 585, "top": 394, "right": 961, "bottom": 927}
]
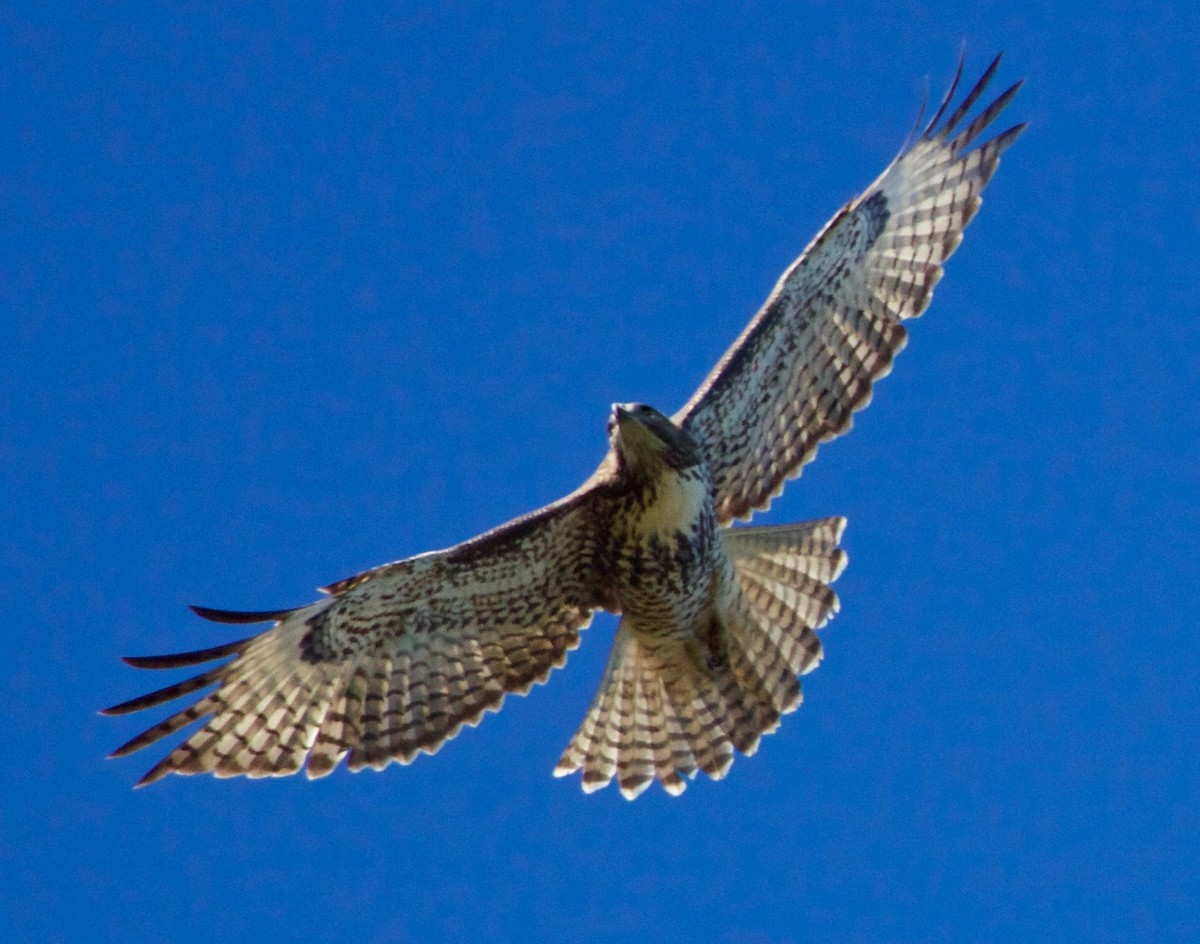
[{"left": 106, "top": 55, "right": 1024, "bottom": 799}]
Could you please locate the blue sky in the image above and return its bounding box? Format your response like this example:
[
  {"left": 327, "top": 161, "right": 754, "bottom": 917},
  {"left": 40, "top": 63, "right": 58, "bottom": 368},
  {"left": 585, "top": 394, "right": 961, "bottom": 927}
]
[{"left": 3, "top": 2, "right": 1198, "bottom": 941}]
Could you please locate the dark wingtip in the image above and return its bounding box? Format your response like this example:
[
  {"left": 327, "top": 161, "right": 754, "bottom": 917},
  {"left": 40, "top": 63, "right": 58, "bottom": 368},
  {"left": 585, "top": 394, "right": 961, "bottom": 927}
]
[
  {"left": 924, "top": 51, "right": 968, "bottom": 136},
  {"left": 117, "top": 634, "right": 254, "bottom": 671},
  {"left": 102, "top": 754, "right": 160, "bottom": 787},
  {"left": 102, "top": 665, "right": 226, "bottom": 716},
  {"left": 988, "top": 120, "right": 1029, "bottom": 153},
  {"left": 189, "top": 604, "right": 293, "bottom": 625},
  {"left": 134, "top": 764, "right": 171, "bottom": 788},
  {"left": 937, "top": 52, "right": 1005, "bottom": 140}
]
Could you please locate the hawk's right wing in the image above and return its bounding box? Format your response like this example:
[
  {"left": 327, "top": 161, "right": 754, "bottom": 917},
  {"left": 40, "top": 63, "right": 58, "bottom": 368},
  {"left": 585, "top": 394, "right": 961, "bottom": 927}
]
[
  {"left": 104, "top": 485, "right": 608, "bottom": 786},
  {"left": 675, "top": 55, "right": 1025, "bottom": 524}
]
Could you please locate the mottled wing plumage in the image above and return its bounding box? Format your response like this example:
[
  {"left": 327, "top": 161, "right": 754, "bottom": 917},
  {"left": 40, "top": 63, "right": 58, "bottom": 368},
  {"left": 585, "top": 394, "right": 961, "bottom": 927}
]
[
  {"left": 107, "top": 55, "right": 1023, "bottom": 800},
  {"left": 675, "top": 56, "right": 1026, "bottom": 524},
  {"left": 104, "top": 491, "right": 605, "bottom": 786}
]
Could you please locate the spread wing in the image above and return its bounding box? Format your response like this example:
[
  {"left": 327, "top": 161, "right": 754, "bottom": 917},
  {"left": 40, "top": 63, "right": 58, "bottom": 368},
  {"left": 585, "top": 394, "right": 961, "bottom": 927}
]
[
  {"left": 674, "top": 55, "right": 1026, "bottom": 524},
  {"left": 104, "top": 487, "right": 607, "bottom": 786}
]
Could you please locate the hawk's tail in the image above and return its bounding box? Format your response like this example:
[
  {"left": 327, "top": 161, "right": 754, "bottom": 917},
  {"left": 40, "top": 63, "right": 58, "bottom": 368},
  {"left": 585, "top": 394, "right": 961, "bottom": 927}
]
[{"left": 554, "top": 517, "right": 846, "bottom": 799}]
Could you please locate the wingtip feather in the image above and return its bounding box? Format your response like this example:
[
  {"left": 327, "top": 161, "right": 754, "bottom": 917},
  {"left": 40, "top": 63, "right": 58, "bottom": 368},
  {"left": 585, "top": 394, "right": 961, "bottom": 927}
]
[
  {"left": 117, "top": 635, "right": 255, "bottom": 670},
  {"left": 923, "top": 51, "right": 967, "bottom": 136},
  {"left": 937, "top": 52, "right": 1004, "bottom": 141},
  {"left": 189, "top": 604, "right": 292, "bottom": 625}
]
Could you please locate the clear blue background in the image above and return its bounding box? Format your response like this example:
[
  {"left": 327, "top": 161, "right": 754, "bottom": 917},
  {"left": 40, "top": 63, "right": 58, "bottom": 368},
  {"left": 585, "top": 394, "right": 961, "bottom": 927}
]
[{"left": 3, "top": 3, "right": 1197, "bottom": 941}]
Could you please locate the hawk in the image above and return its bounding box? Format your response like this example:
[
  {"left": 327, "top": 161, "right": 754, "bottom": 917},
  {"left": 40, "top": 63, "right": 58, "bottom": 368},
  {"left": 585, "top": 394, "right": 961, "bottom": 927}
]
[{"left": 106, "top": 55, "right": 1024, "bottom": 798}]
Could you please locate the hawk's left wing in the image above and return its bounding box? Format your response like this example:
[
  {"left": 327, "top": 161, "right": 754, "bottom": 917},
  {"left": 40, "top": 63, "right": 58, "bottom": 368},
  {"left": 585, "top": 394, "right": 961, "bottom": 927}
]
[
  {"left": 104, "top": 487, "right": 608, "bottom": 786},
  {"left": 675, "top": 55, "right": 1025, "bottom": 524}
]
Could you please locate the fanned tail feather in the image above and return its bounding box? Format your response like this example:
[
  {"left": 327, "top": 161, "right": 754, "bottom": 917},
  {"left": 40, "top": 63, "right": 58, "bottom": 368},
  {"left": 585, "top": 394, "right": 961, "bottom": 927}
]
[
  {"left": 555, "top": 517, "right": 846, "bottom": 799},
  {"left": 725, "top": 516, "right": 847, "bottom": 676},
  {"left": 555, "top": 624, "right": 730, "bottom": 799}
]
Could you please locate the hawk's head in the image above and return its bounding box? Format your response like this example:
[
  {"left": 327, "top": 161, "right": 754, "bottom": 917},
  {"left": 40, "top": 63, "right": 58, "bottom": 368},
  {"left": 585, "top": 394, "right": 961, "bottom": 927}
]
[{"left": 608, "top": 403, "right": 702, "bottom": 476}]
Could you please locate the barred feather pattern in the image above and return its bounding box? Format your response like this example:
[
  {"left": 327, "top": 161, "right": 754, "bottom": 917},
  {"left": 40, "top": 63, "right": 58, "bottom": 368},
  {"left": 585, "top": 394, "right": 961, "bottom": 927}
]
[
  {"left": 554, "top": 625, "right": 731, "bottom": 799},
  {"left": 675, "top": 55, "right": 1026, "bottom": 524},
  {"left": 107, "top": 56, "right": 1022, "bottom": 800},
  {"left": 724, "top": 516, "right": 847, "bottom": 677},
  {"left": 554, "top": 516, "right": 847, "bottom": 798},
  {"left": 104, "top": 495, "right": 602, "bottom": 786}
]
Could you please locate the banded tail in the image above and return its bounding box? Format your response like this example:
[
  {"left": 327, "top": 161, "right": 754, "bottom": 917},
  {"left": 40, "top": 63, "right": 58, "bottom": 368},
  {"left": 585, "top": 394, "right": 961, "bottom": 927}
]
[{"left": 554, "top": 517, "right": 847, "bottom": 798}]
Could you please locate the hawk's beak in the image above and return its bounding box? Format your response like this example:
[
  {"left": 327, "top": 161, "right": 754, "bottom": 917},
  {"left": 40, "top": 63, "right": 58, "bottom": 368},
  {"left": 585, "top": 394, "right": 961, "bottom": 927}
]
[{"left": 610, "top": 403, "right": 639, "bottom": 440}]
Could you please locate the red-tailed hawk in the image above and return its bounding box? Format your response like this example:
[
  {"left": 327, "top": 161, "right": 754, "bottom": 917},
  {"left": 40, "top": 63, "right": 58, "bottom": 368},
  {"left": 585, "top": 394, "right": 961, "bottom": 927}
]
[{"left": 106, "top": 55, "right": 1024, "bottom": 798}]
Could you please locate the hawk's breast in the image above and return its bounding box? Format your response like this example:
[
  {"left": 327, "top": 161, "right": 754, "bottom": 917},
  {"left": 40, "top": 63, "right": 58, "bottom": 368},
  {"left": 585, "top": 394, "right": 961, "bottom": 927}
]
[
  {"left": 608, "top": 465, "right": 720, "bottom": 628},
  {"left": 632, "top": 465, "right": 710, "bottom": 536}
]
